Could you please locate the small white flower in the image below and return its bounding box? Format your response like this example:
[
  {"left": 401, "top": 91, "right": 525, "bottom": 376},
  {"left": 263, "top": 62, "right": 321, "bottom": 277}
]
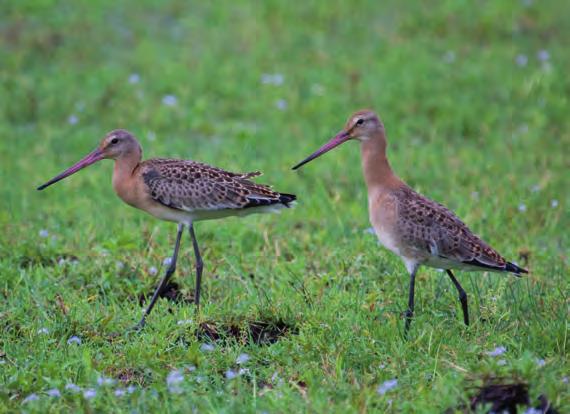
[
  {"left": 261, "top": 73, "right": 284, "bottom": 86},
  {"left": 530, "top": 184, "right": 541, "bottom": 193},
  {"left": 497, "top": 359, "right": 507, "bottom": 366},
  {"left": 128, "top": 73, "right": 141, "bottom": 84},
  {"left": 523, "top": 408, "right": 542, "bottom": 414},
  {"left": 116, "top": 261, "right": 125, "bottom": 270},
  {"left": 377, "top": 379, "right": 398, "bottom": 395},
  {"left": 163, "top": 257, "right": 173, "bottom": 267},
  {"left": 114, "top": 388, "right": 126, "bottom": 397},
  {"left": 65, "top": 383, "right": 81, "bottom": 393},
  {"left": 127, "top": 385, "right": 137, "bottom": 394},
  {"left": 162, "top": 95, "right": 177, "bottom": 107},
  {"left": 68, "top": 114, "right": 79, "bottom": 125},
  {"left": 46, "top": 388, "right": 61, "bottom": 397},
  {"left": 195, "top": 375, "right": 205, "bottom": 383},
  {"left": 310, "top": 83, "right": 325, "bottom": 96},
  {"left": 177, "top": 319, "right": 192, "bottom": 326},
  {"left": 83, "top": 388, "right": 96, "bottom": 399},
  {"left": 562, "top": 376, "right": 569, "bottom": 384},
  {"left": 271, "top": 371, "right": 280, "bottom": 383},
  {"left": 275, "top": 99, "right": 287, "bottom": 111},
  {"left": 167, "top": 369, "right": 184, "bottom": 394},
  {"left": 200, "top": 343, "right": 215, "bottom": 352},
  {"left": 97, "top": 376, "right": 115, "bottom": 386},
  {"left": 518, "top": 203, "right": 527, "bottom": 213},
  {"left": 100, "top": 249, "right": 110, "bottom": 257},
  {"left": 225, "top": 369, "right": 238, "bottom": 380},
  {"left": 58, "top": 258, "right": 67, "bottom": 266},
  {"left": 39, "top": 229, "right": 49, "bottom": 238},
  {"left": 535, "top": 358, "right": 545, "bottom": 367},
  {"left": 37, "top": 327, "right": 49, "bottom": 335},
  {"left": 551, "top": 199, "right": 559, "bottom": 208},
  {"left": 22, "top": 393, "right": 39, "bottom": 403},
  {"left": 185, "top": 364, "right": 196, "bottom": 372},
  {"left": 443, "top": 50, "right": 456, "bottom": 63},
  {"left": 364, "top": 227, "right": 376, "bottom": 235},
  {"left": 149, "top": 266, "right": 158, "bottom": 276},
  {"left": 147, "top": 131, "right": 157, "bottom": 141},
  {"left": 261, "top": 74, "right": 271, "bottom": 84},
  {"left": 486, "top": 346, "right": 506, "bottom": 357},
  {"left": 537, "top": 50, "right": 550, "bottom": 62},
  {"left": 67, "top": 336, "right": 82, "bottom": 345},
  {"left": 515, "top": 54, "right": 528, "bottom": 67},
  {"left": 236, "top": 353, "right": 250, "bottom": 364}
]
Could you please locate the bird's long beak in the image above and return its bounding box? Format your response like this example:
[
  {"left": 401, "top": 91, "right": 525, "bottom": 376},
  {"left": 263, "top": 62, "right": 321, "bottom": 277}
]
[
  {"left": 292, "top": 130, "right": 350, "bottom": 170},
  {"left": 37, "top": 147, "right": 105, "bottom": 190}
]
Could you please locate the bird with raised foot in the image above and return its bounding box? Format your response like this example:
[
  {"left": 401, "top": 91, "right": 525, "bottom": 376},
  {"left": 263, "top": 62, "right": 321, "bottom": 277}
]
[{"left": 292, "top": 110, "right": 527, "bottom": 334}]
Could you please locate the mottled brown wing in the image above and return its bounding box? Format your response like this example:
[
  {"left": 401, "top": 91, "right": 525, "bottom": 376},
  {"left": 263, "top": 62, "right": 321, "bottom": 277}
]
[
  {"left": 141, "top": 158, "right": 291, "bottom": 211},
  {"left": 395, "top": 187, "right": 507, "bottom": 270}
]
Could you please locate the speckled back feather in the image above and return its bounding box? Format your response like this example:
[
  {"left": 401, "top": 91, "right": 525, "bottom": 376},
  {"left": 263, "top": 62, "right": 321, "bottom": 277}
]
[
  {"left": 141, "top": 158, "right": 295, "bottom": 212},
  {"left": 394, "top": 186, "right": 524, "bottom": 273}
]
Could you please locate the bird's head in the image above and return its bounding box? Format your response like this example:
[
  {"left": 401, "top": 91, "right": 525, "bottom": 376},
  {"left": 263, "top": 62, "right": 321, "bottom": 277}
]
[
  {"left": 292, "top": 110, "right": 383, "bottom": 170},
  {"left": 37, "top": 129, "right": 141, "bottom": 191}
]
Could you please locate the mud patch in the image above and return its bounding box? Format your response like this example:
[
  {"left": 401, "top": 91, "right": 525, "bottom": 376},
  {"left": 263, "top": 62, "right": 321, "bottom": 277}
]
[
  {"left": 138, "top": 281, "right": 194, "bottom": 307},
  {"left": 451, "top": 378, "right": 559, "bottom": 414},
  {"left": 105, "top": 367, "right": 150, "bottom": 386},
  {"left": 196, "top": 318, "right": 298, "bottom": 346}
]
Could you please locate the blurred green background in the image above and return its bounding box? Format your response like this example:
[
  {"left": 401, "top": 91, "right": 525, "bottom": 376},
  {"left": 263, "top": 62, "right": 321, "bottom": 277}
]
[{"left": 0, "top": 0, "right": 568, "bottom": 412}]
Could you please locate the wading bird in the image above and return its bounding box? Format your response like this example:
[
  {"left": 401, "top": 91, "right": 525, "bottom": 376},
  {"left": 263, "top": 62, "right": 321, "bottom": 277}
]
[
  {"left": 38, "top": 130, "right": 295, "bottom": 329},
  {"left": 293, "top": 110, "right": 527, "bottom": 333}
]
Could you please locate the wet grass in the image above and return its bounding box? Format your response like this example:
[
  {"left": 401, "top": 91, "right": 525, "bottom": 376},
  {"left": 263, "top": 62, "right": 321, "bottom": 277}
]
[{"left": 0, "top": 0, "right": 569, "bottom": 412}]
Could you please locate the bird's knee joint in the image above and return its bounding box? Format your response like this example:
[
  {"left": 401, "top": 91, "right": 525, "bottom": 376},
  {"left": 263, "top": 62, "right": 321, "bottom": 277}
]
[{"left": 458, "top": 291, "right": 468, "bottom": 302}]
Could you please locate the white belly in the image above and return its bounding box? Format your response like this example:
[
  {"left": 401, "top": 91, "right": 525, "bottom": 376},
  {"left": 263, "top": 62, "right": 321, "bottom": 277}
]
[{"left": 374, "top": 228, "right": 403, "bottom": 257}]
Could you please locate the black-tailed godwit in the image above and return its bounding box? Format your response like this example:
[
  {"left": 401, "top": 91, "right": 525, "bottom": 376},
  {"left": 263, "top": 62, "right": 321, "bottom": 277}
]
[
  {"left": 38, "top": 129, "right": 296, "bottom": 329},
  {"left": 293, "top": 110, "right": 527, "bottom": 333}
]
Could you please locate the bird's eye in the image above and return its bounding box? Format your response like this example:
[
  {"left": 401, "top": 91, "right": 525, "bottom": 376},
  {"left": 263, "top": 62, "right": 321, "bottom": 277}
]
[
  {"left": 356, "top": 118, "right": 364, "bottom": 126},
  {"left": 110, "top": 138, "right": 119, "bottom": 144}
]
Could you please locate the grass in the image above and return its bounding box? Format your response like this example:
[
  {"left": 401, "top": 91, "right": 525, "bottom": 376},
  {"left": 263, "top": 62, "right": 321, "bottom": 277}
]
[{"left": 1, "top": 0, "right": 568, "bottom": 412}]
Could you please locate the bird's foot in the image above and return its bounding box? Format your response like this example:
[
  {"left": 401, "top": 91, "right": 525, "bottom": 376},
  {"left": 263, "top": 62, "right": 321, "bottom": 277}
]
[{"left": 128, "top": 318, "right": 146, "bottom": 333}]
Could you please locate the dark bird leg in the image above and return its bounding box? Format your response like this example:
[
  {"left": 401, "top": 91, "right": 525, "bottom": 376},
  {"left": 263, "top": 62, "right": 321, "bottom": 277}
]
[
  {"left": 134, "top": 223, "right": 184, "bottom": 330},
  {"left": 404, "top": 266, "right": 418, "bottom": 335},
  {"left": 446, "top": 269, "right": 469, "bottom": 326},
  {"left": 189, "top": 223, "right": 204, "bottom": 310}
]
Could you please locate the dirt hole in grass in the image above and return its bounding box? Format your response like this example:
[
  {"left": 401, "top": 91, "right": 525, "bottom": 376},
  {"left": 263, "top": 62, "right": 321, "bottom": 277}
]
[
  {"left": 138, "top": 282, "right": 194, "bottom": 307},
  {"left": 138, "top": 283, "right": 297, "bottom": 345},
  {"left": 106, "top": 367, "right": 150, "bottom": 386},
  {"left": 453, "top": 379, "right": 559, "bottom": 414},
  {"left": 196, "top": 319, "right": 298, "bottom": 346}
]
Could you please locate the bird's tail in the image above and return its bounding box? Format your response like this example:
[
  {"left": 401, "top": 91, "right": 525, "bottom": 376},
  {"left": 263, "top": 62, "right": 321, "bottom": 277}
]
[
  {"left": 279, "top": 193, "right": 297, "bottom": 207},
  {"left": 505, "top": 261, "right": 528, "bottom": 277}
]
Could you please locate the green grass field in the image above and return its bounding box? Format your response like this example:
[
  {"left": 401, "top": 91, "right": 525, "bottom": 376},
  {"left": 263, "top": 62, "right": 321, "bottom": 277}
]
[{"left": 1, "top": 0, "right": 568, "bottom": 412}]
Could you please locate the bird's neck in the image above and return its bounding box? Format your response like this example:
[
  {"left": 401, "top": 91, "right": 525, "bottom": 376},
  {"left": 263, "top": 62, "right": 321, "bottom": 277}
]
[
  {"left": 113, "top": 149, "right": 142, "bottom": 186},
  {"left": 360, "top": 131, "right": 402, "bottom": 192}
]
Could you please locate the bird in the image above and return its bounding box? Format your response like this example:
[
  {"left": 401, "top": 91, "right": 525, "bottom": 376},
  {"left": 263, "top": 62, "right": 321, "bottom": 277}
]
[
  {"left": 37, "top": 129, "right": 296, "bottom": 329},
  {"left": 292, "top": 110, "right": 527, "bottom": 333}
]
